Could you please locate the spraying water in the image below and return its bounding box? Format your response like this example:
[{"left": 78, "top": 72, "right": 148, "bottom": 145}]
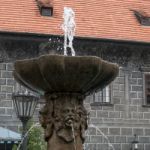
[
  {"left": 62, "top": 7, "right": 76, "bottom": 56},
  {"left": 17, "top": 123, "right": 40, "bottom": 150},
  {"left": 84, "top": 124, "right": 115, "bottom": 150}
]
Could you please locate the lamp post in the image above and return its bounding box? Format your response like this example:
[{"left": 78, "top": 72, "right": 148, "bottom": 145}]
[
  {"left": 131, "top": 134, "right": 139, "bottom": 150},
  {"left": 12, "top": 91, "right": 39, "bottom": 150}
]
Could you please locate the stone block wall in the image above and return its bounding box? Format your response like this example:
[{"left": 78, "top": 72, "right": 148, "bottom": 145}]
[
  {"left": 0, "top": 62, "right": 40, "bottom": 132},
  {"left": 83, "top": 67, "right": 150, "bottom": 150},
  {"left": 0, "top": 62, "right": 18, "bottom": 131},
  {"left": 0, "top": 61, "right": 150, "bottom": 150}
]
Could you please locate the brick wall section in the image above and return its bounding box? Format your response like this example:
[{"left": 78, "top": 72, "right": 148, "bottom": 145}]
[{"left": 0, "top": 0, "right": 150, "bottom": 43}]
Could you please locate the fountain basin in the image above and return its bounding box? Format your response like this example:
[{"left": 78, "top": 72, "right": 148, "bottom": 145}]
[
  {"left": 14, "top": 54, "right": 118, "bottom": 95},
  {"left": 13, "top": 54, "right": 119, "bottom": 150}
]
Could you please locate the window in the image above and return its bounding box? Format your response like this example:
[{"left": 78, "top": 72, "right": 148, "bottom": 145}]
[
  {"left": 40, "top": 7, "right": 53, "bottom": 17},
  {"left": 144, "top": 73, "right": 150, "bottom": 105},
  {"left": 90, "top": 85, "right": 112, "bottom": 106},
  {"left": 36, "top": 0, "right": 53, "bottom": 17}
]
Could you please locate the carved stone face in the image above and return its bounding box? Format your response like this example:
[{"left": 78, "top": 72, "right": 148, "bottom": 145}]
[
  {"left": 62, "top": 105, "right": 75, "bottom": 127},
  {"left": 39, "top": 94, "right": 88, "bottom": 146}
]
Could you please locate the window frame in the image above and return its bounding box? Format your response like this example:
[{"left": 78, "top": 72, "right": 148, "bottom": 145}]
[
  {"left": 40, "top": 7, "right": 53, "bottom": 17},
  {"left": 143, "top": 72, "right": 150, "bottom": 107},
  {"left": 90, "top": 84, "right": 113, "bottom": 106}
]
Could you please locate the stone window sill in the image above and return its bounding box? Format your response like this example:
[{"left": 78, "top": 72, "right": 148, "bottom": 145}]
[{"left": 90, "top": 102, "right": 113, "bottom": 106}]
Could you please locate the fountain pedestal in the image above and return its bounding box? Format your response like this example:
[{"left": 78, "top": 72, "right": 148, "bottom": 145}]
[
  {"left": 13, "top": 54, "right": 118, "bottom": 150},
  {"left": 39, "top": 93, "right": 87, "bottom": 150}
]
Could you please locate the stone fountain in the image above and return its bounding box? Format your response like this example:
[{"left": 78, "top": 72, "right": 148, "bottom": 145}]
[{"left": 13, "top": 54, "right": 118, "bottom": 150}]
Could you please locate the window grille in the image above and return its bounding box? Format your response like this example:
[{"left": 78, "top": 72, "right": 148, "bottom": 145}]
[
  {"left": 91, "top": 85, "right": 112, "bottom": 106},
  {"left": 144, "top": 73, "right": 150, "bottom": 105}
]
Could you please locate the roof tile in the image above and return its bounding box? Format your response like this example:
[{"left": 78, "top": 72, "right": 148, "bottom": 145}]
[{"left": 0, "top": 0, "right": 150, "bottom": 42}]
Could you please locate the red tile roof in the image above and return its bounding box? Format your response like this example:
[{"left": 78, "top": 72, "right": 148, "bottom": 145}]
[{"left": 0, "top": 0, "right": 150, "bottom": 43}]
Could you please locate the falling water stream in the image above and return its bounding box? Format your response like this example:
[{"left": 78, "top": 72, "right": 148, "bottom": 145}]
[{"left": 71, "top": 123, "right": 77, "bottom": 150}]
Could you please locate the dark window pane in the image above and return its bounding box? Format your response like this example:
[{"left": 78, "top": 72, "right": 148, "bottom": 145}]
[
  {"left": 93, "top": 86, "right": 111, "bottom": 103},
  {"left": 145, "top": 74, "right": 150, "bottom": 105},
  {"left": 41, "top": 7, "right": 53, "bottom": 16},
  {"left": 147, "top": 95, "right": 150, "bottom": 104}
]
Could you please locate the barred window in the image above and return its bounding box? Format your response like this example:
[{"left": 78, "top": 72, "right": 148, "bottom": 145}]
[
  {"left": 91, "top": 85, "right": 112, "bottom": 106},
  {"left": 144, "top": 73, "right": 150, "bottom": 105}
]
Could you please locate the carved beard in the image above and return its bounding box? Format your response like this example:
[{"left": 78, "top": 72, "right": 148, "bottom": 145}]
[
  {"left": 54, "top": 108, "right": 85, "bottom": 143},
  {"left": 56, "top": 128, "right": 74, "bottom": 143}
]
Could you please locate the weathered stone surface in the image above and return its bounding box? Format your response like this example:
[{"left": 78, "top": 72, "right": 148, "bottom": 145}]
[
  {"left": 109, "top": 111, "right": 120, "bottom": 118},
  {"left": 39, "top": 93, "right": 88, "bottom": 150},
  {"left": 133, "top": 128, "right": 144, "bottom": 136},
  {"left": 6, "top": 63, "right": 14, "bottom": 71},
  {"left": 0, "top": 64, "right": 6, "bottom": 70},
  {"left": 139, "top": 137, "right": 150, "bottom": 143},
  {"left": 113, "top": 144, "right": 121, "bottom": 150},
  {"left": 14, "top": 55, "right": 119, "bottom": 95},
  {"left": 0, "top": 100, "right": 12, "bottom": 107},
  {"left": 145, "top": 144, "right": 150, "bottom": 150},
  {"left": 115, "top": 136, "right": 126, "bottom": 143},
  {"left": 122, "top": 144, "right": 130, "bottom": 150},
  {"left": 1, "top": 71, "right": 12, "bottom": 78},
  {"left": 132, "top": 71, "right": 142, "bottom": 78},
  {"left": 121, "top": 128, "right": 132, "bottom": 135},
  {"left": 145, "top": 129, "right": 150, "bottom": 136},
  {"left": 0, "top": 108, "right": 5, "bottom": 114},
  {"left": 97, "top": 111, "right": 108, "bottom": 118},
  {"left": 13, "top": 54, "right": 119, "bottom": 150},
  {"left": 109, "top": 128, "right": 120, "bottom": 135},
  {"left": 0, "top": 79, "right": 6, "bottom": 85},
  {"left": 1, "top": 86, "right": 13, "bottom": 93},
  {"left": 115, "top": 104, "right": 126, "bottom": 111},
  {"left": 7, "top": 79, "right": 15, "bottom": 85}
]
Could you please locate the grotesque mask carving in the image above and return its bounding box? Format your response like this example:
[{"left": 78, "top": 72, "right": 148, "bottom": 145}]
[{"left": 39, "top": 93, "right": 88, "bottom": 145}]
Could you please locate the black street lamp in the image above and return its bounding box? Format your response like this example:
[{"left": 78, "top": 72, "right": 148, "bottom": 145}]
[
  {"left": 12, "top": 91, "right": 39, "bottom": 150},
  {"left": 131, "top": 134, "right": 139, "bottom": 150}
]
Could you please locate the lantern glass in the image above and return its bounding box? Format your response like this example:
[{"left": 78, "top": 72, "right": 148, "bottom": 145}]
[{"left": 12, "top": 92, "right": 39, "bottom": 122}]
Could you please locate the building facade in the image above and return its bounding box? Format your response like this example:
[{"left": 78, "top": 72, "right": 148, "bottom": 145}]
[{"left": 0, "top": 0, "right": 150, "bottom": 150}]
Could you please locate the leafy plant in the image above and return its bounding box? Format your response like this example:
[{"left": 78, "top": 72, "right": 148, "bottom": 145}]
[
  {"left": 13, "top": 119, "right": 46, "bottom": 150},
  {"left": 27, "top": 122, "right": 47, "bottom": 150}
]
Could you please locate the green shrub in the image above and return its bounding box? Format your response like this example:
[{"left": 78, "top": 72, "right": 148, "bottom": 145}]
[
  {"left": 13, "top": 119, "right": 47, "bottom": 150},
  {"left": 27, "top": 123, "right": 47, "bottom": 150}
]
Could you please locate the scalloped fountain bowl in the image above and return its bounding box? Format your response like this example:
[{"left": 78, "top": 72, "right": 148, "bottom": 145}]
[
  {"left": 13, "top": 54, "right": 119, "bottom": 150},
  {"left": 14, "top": 54, "right": 118, "bottom": 95}
]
